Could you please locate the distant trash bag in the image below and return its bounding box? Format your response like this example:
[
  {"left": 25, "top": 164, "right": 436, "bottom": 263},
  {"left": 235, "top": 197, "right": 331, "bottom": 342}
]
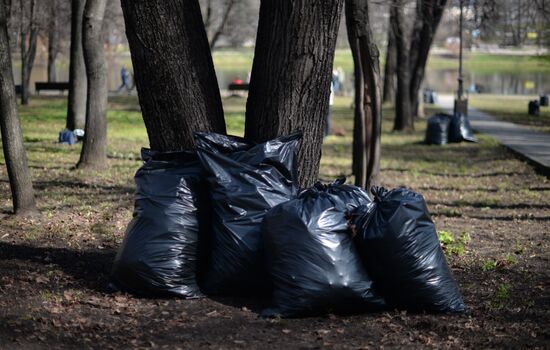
[
  {"left": 425, "top": 114, "right": 451, "bottom": 145},
  {"left": 58, "top": 129, "right": 76, "bottom": 145},
  {"left": 73, "top": 128, "right": 85, "bottom": 141},
  {"left": 449, "top": 114, "right": 477, "bottom": 143},
  {"left": 350, "top": 187, "right": 466, "bottom": 313},
  {"left": 423, "top": 88, "right": 437, "bottom": 104},
  {"left": 195, "top": 131, "right": 301, "bottom": 296},
  {"left": 261, "top": 178, "right": 385, "bottom": 318},
  {"left": 110, "top": 149, "right": 204, "bottom": 298},
  {"left": 528, "top": 100, "right": 540, "bottom": 116}
]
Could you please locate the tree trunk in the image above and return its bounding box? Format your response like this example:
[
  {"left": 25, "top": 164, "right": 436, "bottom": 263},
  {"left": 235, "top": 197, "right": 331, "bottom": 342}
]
[
  {"left": 66, "top": 0, "right": 87, "bottom": 130},
  {"left": 382, "top": 23, "right": 396, "bottom": 104},
  {"left": 408, "top": 0, "right": 447, "bottom": 116},
  {"left": 19, "top": 0, "right": 38, "bottom": 105},
  {"left": 391, "top": 0, "right": 414, "bottom": 131},
  {"left": 120, "top": 0, "right": 226, "bottom": 151},
  {"left": 245, "top": 0, "right": 344, "bottom": 188},
  {"left": 47, "top": 0, "right": 58, "bottom": 82},
  {"left": 346, "top": 0, "right": 382, "bottom": 190},
  {"left": 76, "top": 0, "right": 107, "bottom": 169},
  {"left": 0, "top": 2, "right": 37, "bottom": 215}
]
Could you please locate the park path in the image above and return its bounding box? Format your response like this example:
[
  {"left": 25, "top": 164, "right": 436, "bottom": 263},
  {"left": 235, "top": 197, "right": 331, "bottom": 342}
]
[{"left": 436, "top": 94, "right": 550, "bottom": 176}]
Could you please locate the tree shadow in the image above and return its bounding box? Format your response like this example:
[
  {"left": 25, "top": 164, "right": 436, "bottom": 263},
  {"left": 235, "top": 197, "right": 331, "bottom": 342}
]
[{"left": 0, "top": 243, "right": 116, "bottom": 293}]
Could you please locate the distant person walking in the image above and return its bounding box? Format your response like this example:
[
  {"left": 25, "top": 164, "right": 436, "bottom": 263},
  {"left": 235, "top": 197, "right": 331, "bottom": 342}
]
[
  {"left": 117, "top": 66, "right": 132, "bottom": 93},
  {"left": 325, "top": 80, "right": 334, "bottom": 137}
]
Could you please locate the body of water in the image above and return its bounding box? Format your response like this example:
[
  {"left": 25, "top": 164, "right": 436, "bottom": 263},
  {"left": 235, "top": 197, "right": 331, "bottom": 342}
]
[{"left": 12, "top": 54, "right": 550, "bottom": 96}]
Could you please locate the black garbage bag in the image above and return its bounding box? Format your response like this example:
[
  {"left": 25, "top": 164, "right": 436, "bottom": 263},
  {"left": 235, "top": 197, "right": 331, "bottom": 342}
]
[
  {"left": 195, "top": 132, "right": 301, "bottom": 295},
  {"left": 425, "top": 113, "right": 451, "bottom": 145},
  {"left": 350, "top": 187, "right": 466, "bottom": 313},
  {"left": 110, "top": 149, "right": 205, "bottom": 298},
  {"left": 449, "top": 114, "right": 477, "bottom": 143},
  {"left": 261, "top": 179, "right": 385, "bottom": 318}
]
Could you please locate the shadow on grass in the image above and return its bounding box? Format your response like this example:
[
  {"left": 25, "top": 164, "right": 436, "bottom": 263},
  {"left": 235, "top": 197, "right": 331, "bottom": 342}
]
[
  {"left": 32, "top": 179, "right": 134, "bottom": 194},
  {"left": 383, "top": 168, "right": 528, "bottom": 178},
  {"left": 428, "top": 200, "right": 550, "bottom": 210},
  {"left": 0, "top": 243, "right": 116, "bottom": 293}
]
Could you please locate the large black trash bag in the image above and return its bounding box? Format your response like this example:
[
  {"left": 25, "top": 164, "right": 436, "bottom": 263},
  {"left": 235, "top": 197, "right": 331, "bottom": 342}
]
[
  {"left": 425, "top": 113, "right": 451, "bottom": 145},
  {"left": 195, "top": 132, "right": 301, "bottom": 295},
  {"left": 110, "top": 149, "right": 205, "bottom": 298},
  {"left": 449, "top": 113, "right": 477, "bottom": 143},
  {"left": 350, "top": 186, "right": 466, "bottom": 313},
  {"left": 261, "top": 179, "right": 385, "bottom": 318}
]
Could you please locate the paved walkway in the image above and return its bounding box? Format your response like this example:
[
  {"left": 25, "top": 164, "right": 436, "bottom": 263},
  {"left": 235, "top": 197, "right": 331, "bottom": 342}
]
[{"left": 436, "top": 94, "right": 550, "bottom": 176}]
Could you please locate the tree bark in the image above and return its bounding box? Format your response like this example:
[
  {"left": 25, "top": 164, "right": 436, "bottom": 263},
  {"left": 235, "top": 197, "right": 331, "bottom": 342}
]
[
  {"left": 19, "top": 0, "right": 38, "bottom": 105},
  {"left": 408, "top": 0, "right": 447, "bottom": 116},
  {"left": 76, "top": 0, "right": 108, "bottom": 169},
  {"left": 382, "top": 23, "right": 396, "bottom": 104},
  {"left": 0, "top": 2, "right": 37, "bottom": 215},
  {"left": 346, "top": 0, "right": 382, "bottom": 190},
  {"left": 245, "top": 0, "right": 344, "bottom": 188},
  {"left": 120, "top": 0, "right": 226, "bottom": 151},
  {"left": 47, "top": 0, "right": 58, "bottom": 82},
  {"left": 66, "top": 0, "right": 87, "bottom": 130},
  {"left": 391, "top": 0, "right": 414, "bottom": 131}
]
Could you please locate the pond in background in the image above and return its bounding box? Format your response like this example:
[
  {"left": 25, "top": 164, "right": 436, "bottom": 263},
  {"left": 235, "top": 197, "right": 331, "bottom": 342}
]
[{"left": 12, "top": 54, "right": 550, "bottom": 96}]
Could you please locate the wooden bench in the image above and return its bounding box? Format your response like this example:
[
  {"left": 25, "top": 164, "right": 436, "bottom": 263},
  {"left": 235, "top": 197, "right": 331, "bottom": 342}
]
[
  {"left": 35, "top": 82, "right": 70, "bottom": 95},
  {"left": 228, "top": 83, "right": 249, "bottom": 92}
]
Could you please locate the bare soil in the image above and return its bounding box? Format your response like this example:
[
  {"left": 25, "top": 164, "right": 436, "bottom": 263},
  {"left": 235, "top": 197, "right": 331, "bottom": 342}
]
[{"left": 1, "top": 106, "right": 549, "bottom": 349}]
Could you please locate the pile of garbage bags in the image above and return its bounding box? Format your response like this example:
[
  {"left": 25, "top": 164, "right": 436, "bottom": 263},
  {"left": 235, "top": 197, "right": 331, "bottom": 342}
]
[
  {"left": 111, "top": 132, "right": 465, "bottom": 317},
  {"left": 425, "top": 113, "right": 477, "bottom": 145}
]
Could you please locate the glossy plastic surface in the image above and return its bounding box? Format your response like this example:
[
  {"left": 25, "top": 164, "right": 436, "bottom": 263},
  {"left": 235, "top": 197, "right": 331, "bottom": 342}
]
[{"left": 351, "top": 186, "right": 466, "bottom": 313}]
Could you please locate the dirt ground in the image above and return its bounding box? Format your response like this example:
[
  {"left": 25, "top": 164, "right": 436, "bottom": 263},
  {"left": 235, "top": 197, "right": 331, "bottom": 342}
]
[{"left": 1, "top": 101, "right": 549, "bottom": 349}]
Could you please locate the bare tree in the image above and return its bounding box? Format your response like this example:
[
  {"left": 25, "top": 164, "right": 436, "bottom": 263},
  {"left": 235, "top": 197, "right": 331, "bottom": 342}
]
[
  {"left": 346, "top": 0, "right": 382, "bottom": 190},
  {"left": 66, "top": 0, "right": 87, "bottom": 131},
  {"left": 120, "top": 0, "right": 226, "bottom": 151},
  {"left": 76, "top": 0, "right": 108, "bottom": 169},
  {"left": 47, "top": 0, "right": 58, "bottom": 82},
  {"left": 203, "top": 0, "right": 236, "bottom": 49},
  {"left": 201, "top": 0, "right": 258, "bottom": 49},
  {"left": 391, "top": 0, "right": 413, "bottom": 131},
  {"left": 408, "top": 0, "right": 447, "bottom": 116},
  {"left": 382, "top": 24, "right": 396, "bottom": 104},
  {"left": 19, "top": 0, "right": 38, "bottom": 105},
  {"left": 0, "top": 1, "right": 37, "bottom": 215},
  {"left": 245, "top": 0, "right": 344, "bottom": 187}
]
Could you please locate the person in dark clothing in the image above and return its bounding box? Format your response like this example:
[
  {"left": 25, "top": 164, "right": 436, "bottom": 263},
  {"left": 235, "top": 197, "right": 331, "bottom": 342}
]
[{"left": 117, "top": 66, "right": 132, "bottom": 93}]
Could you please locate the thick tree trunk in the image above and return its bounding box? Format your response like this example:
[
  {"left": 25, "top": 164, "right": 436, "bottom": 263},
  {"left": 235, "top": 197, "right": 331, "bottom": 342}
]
[
  {"left": 47, "top": 0, "right": 58, "bottom": 83},
  {"left": 346, "top": 0, "right": 382, "bottom": 190},
  {"left": 66, "top": 0, "right": 87, "bottom": 131},
  {"left": 0, "top": 3, "right": 37, "bottom": 215},
  {"left": 382, "top": 25, "right": 396, "bottom": 104},
  {"left": 391, "top": 0, "right": 414, "bottom": 131},
  {"left": 19, "top": 0, "right": 38, "bottom": 106},
  {"left": 408, "top": 0, "right": 447, "bottom": 116},
  {"left": 245, "top": 0, "right": 344, "bottom": 188},
  {"left": 76, "top": 0, "right": 107, "bottom": 169},
  {"left": 120, "top": 0, "right": 226, "bottom": 151}
]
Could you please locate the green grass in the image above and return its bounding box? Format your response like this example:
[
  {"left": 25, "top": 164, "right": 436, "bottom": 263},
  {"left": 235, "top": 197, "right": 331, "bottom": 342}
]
[
  {"left": 469, "top": 94, "right": 550, "bottom": 133},
  {"left": 211, "top": 48, "right": 550, "bottom": 74},
  {"left": 1, "top": 94, "right": 548, "bottom": 239},
  {"left": 427, "top": 53, "right": 550, "bottom": 74}
]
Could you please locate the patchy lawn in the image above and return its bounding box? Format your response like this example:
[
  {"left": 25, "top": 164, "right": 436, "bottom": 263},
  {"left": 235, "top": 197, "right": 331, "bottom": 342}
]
[
  {"left": 469, "top": 94, "right": 550, "bottom": 134},
  {"left": 0, "top": 96, "right": 548, "bottom": 349}
]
